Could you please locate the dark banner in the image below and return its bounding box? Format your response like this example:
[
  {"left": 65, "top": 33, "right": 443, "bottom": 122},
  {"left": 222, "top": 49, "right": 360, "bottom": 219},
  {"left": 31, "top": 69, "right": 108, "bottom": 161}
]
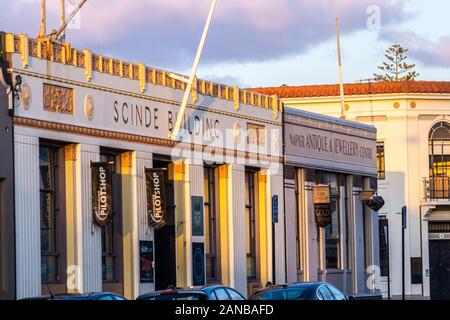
[
  {"left": 192, "top": 243, "right": 205, "bottom": 286},
  {"left": 91, "top": 162, "right": 113, "bottom": 227},
  {"left": 314, "top": 204, "right": 332, "bottom": 228},
  {"left": 146, "top": 168, "right": 167, "bottom": 230},
  {"left": 191, "top": 196, "right": 204, "bottom": 236},
  {"left": 140, "top": 241, "right": 154, "bottom": 284}
]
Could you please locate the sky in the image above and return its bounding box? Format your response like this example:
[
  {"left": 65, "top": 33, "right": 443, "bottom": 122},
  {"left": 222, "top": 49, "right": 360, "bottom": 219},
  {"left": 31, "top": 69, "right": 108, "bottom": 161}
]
[{"left": 1, "top": 0, "right": 449, "bottom": 88}]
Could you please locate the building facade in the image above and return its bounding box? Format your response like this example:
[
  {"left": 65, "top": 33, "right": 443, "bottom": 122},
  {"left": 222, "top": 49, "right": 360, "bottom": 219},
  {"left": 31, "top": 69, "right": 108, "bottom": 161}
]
[
  {"left": 253, "top": 81, "right": 450, "bottom": 299},
  {"left": 0, "top": 32, "right": 285, "bottom": 299},
  {"left": 283, "top": 108, "right": 379, "bottom": 296}
]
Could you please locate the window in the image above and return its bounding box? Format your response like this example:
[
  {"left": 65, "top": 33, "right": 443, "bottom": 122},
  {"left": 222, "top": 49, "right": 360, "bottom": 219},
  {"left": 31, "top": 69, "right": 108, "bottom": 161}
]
[
  {"left": 377, "top": 142, "right": 385, "bottom": 180},
  {"left": 214, "top": 288, "right": 230, "bottom": 300},
  {"left": 39, "top": 145, "right": 64, "bottom": 283},
  {"left": 379, "top": 217, "right": 389, "bottom": 277},
  {"left": 245, "top": 170, "right": 258, "bottom": 281},
  {"left": 411, "top": 257, "right": 423, "bottom": 284},
  {"left": 429, "top": 122, "right": 450, "bottom": 198},
  {"left": 204, "top": 166, "right": 220, "bottom": 283},
  {"left": 325, "top": 199, "right": 340, "bottom": 269},
  {"left": 318, "top": 285, "right": 334, "bottom": 300},
  {"left": 100, "top": 152, "right": 122, "bottom": 282},
  {"left": 327, "top": 284, "right": 347, "bottom": 300},
  {"left": 226, "top": 289, "right": 245, "bottom": 300}
]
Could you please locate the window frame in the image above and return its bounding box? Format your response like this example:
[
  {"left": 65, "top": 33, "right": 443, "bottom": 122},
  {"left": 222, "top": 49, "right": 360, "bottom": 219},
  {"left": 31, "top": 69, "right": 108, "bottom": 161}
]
[
  {"left": 377, "top": 141, "right": 386, "bottom": 180},
  {"left": 245, "top": 169, "right": 259, "bottom": 282},
  {"left": 204, "top": 165, "right": 221, "bottom": 284},
  {"left": 39, "top": 143, "right": 67, "bottom": 285},
  {"left": 99, "top": 150, "right": 124, "bottom": 284}
]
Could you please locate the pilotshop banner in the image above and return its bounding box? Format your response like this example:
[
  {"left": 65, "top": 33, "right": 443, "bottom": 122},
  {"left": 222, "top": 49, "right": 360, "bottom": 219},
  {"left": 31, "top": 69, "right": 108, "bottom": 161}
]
[
  {"left": 146, "top": 168, "right": 167, "bottom": 230},
  {"left": 91, "top": 162, "right": 114, "bottom": 227}
]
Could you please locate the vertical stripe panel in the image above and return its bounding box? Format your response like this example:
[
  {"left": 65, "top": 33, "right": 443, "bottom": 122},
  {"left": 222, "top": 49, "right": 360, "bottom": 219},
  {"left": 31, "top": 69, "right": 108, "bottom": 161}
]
[{"left": 14, "top": 135, "right": 40, "bottom": 299}]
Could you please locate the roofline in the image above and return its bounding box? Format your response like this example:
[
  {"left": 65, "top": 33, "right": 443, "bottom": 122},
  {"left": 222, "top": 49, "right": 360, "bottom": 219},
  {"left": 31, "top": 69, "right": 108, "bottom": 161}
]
[{"left": 284, "top": 107, "right": 377, "bottom": 133}]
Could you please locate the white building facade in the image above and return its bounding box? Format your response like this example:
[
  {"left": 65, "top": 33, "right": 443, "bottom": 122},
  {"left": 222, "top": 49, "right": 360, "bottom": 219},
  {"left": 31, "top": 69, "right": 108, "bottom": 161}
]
[
  {"left": 254, "top": 81, "right": 450, "bottom": 299},
  {"left": 1, "top": 33, "right": 285, "bottom": 299}
]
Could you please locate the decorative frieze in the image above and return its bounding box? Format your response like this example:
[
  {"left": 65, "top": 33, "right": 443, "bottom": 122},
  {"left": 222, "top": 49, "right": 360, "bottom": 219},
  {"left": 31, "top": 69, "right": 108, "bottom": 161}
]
[{"left": 43, "top": 83, "right": 74, "bottom": 114}]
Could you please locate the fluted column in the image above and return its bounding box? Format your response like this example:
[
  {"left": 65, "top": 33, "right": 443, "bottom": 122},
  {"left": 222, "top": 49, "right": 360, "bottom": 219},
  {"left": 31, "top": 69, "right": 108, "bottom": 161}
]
[{"left": 14, "top": 135, "right": 40, "bottom": 299}]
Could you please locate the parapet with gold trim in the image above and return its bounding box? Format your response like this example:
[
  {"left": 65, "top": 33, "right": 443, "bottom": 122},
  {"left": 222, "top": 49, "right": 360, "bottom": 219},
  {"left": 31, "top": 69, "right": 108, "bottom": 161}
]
[{"left": 3, "top": 33, "right": 282, "bottom": 119}]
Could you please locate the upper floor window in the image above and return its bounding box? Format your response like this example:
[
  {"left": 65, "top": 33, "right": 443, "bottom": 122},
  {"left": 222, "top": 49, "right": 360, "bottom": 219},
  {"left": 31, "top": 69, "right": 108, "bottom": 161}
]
[
  {"left": 377, "top": 142, "right": 385, "bottom": 180},
  {"left": 429, "top": 122, "right": 450, "bottom": 198}
]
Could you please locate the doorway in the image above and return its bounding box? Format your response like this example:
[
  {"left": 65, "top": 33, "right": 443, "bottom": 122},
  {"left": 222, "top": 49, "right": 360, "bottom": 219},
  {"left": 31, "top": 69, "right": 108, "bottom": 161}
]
[
  {"left": 429, "top": 239, "right": 450, "bottom": 300},
  {"left": 153, "top": 158, "right": 177, "bottom": 291}
]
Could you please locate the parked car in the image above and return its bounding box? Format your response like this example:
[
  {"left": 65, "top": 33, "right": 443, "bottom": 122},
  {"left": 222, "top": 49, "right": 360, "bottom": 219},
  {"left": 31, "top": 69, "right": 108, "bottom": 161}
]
[
  {"left": 22, "top": 292, "right": 127, "bottom": 300},
  {"left": 249, "top": 282, "right": 348, "bottom": 301},
  {"left": 137, "top": 285, "right": 246, "bottom": 301},
  {"left": 201, "top": 285, "right": 246, "bottom": 300},
  {"left": 137, "top": 288, "right": 209, "bottom": 301}
]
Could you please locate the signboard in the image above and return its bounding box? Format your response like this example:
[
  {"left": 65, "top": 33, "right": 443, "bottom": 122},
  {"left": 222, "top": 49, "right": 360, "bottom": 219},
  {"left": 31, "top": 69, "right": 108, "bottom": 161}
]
[
  {"left": 284, "top": 114, "right": 377, "bottom": 176},
  {"left": 146, "top": 168, "right": 167, "bottom": 230},
  {"left": 402, "top": 206, "right": 407, "bottom": 229},
  {"left": 191, "top": 196, "right": 204, "bottom": 236},
  {"left": 313, "top": 185, "right": 330, "bottom": 204},
  {"left": 192, "top": 243, "right": 205, "bottom": 286},
  {"left": 313, "top": 185, "right": 331, "bottom": 228},
  {"left": 272, "top": 195, "right": 279, "bottom": 224},
  {"left": 139, "top": 241, "right": 154, "bottom": 284},
  {"left": 91, "top": 162, "right": 113, "bottom": 227}
]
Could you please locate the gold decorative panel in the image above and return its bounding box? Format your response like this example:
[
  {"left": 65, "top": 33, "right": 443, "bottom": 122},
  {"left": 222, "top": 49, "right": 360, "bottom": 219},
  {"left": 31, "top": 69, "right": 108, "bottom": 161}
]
[{"left": 43, "top": 83, "right": 74, "bottom": 114}]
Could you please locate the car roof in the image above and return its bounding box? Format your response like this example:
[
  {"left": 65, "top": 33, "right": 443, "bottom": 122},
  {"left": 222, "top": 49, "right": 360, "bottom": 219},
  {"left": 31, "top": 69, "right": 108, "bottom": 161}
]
[
  {"left": 137, "top": 288, "right": 208, "bottom": 299},
  {"left": 22, "top": 292, "right": 122, "bottom": 300},
  {"left": 251, "top": 282, "right": 325, "bottom": 296}
]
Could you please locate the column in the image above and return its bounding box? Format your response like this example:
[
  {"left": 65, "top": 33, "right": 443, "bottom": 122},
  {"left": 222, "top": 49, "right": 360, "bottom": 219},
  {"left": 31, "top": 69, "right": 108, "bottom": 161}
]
[
  {"left": 302, "top": 170, "right": 319, "bottom": 282},
  {"left": 121, "top": 151, "right": 139, "bottom": 299},
  {"left": 15, "top": 135, "right": 40, "bottom": 299},
  {"left": 230, "top": 164, "right": 245, "bottom": 295},
  {"left": 136, "top": 151, "right": 154, "bottom": 296},
  {"left": 284, "top": 168, "right": 298, "bottom": 283}
]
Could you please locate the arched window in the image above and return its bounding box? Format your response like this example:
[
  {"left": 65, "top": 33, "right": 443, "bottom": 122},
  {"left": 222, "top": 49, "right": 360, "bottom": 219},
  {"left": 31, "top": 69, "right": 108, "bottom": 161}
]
[{"left": 429, "top": 122, "right": 450, "bottom": 198}]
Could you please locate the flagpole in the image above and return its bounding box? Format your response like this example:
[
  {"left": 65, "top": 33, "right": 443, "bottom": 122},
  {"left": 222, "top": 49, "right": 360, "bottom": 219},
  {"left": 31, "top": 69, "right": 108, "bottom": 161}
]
[
  {"left": 170, "top": 0, "right": 218, "bottom": 141},
  {"left": 336, "top": 18, "right": 346, "bottom": 120},
  {"left": 60, "top": 0, "right": 66, "bottom": 42},
  {"left": 39, "top": 0, "right": 46, "bottom": 39}
]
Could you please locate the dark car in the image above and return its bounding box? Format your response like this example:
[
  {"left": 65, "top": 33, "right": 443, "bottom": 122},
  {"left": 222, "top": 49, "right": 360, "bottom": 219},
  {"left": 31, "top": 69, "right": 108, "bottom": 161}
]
[
  {"left": 137, "top": 285, "right": 246, "bottom": 301},
  {"left": 137, "top": 288, "right": 209, "bottom": 301},
  {"left": 200, "top": 285, "right": 246, "bottom": 300},
  {"left": 22, "top": 292, "right": 127, "bottom": 300},
  {"left": 249, "top": 282, "right": 348, "bottom": 301}
]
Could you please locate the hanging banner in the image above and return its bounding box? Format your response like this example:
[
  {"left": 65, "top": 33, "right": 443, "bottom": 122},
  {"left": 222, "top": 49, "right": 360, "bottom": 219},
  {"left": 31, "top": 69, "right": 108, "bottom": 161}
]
[
  {"left": 313, "top": 185, "right": 331, "bottom": 228},
  {"left": 146, "top": 168, "right": 167, "bottom": 230},
  {"left": 91, "top": 162, "right": 113, "bottom": 227},
  {"left": 191, "top": 196, "right": 204, "bottom": 236}
]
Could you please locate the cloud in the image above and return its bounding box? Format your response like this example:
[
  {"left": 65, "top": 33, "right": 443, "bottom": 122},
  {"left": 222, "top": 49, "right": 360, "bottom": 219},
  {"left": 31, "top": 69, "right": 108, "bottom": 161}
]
[
  {"left": 1, "top": 0, "right": 410, "bottom": 70},
  {"left": 379, "top": 28, "right": 450, "bottom": 67}
]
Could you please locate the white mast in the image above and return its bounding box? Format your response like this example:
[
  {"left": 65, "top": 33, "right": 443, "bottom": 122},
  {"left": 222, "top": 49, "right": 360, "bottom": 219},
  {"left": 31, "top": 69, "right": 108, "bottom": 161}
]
[
  {"left": 336, "top": 18, "right": 346, "bottom": 120},
  {"left": 60, "top": 0, "right": 66, "bottom": 42},
  {"left": 170, "top": 0, "right": 218, "bottom": 141}
]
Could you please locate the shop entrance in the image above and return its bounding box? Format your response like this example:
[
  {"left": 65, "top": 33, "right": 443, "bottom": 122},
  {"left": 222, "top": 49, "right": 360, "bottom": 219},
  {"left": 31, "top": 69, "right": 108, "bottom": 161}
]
[
  {"left": 153, "top": 158, "right": 177, "bottom": 291},
  {"left": 429, "top": 239, "right": 450, "bottom": 300}
]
